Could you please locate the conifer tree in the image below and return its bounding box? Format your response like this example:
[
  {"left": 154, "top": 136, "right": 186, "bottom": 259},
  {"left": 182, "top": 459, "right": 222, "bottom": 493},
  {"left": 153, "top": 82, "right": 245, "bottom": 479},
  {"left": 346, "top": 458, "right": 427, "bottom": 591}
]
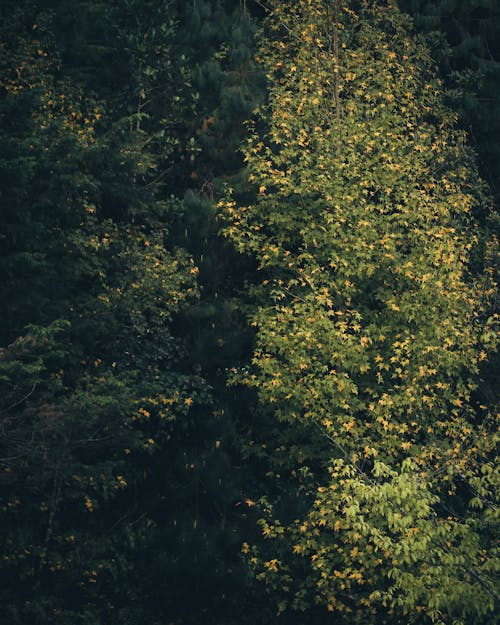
[
  {"left": 222, "top": 1, "right": 498, "bottom": 623},
  {"left": 167, "top": 3, "right": 269, "bottom": 620},
  {"left": 402, "top": 0, "right": 500, "bottom": 201}
]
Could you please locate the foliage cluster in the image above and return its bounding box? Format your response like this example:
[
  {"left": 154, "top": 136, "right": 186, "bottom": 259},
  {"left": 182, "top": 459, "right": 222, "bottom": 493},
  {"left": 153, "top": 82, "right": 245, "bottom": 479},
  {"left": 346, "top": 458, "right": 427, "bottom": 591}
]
[{"left": 0, "top": 1, "right": 497, "bottom": 624}]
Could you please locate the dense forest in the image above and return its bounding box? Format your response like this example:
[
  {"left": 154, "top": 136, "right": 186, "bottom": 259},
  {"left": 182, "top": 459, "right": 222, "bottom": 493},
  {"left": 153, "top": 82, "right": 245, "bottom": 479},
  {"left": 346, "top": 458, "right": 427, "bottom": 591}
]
[{"left": 0, "top": 1, "right": 498, "bottom": 624}]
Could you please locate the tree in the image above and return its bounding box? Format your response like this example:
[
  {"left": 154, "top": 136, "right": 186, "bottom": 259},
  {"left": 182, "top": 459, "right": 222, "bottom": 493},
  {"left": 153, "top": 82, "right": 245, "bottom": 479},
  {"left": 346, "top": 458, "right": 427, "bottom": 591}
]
[
  {"left": 402, "top": 0, "right": 500, "bottom": 203},
  {"left": 221, "top": 1, "right": 498, "bottom": 623},
  {"left": 0, "top": 4, "right": 210, "bottom": 623},
  {"left": 0, "top": 1, "right": 272, "bottom": 622}
]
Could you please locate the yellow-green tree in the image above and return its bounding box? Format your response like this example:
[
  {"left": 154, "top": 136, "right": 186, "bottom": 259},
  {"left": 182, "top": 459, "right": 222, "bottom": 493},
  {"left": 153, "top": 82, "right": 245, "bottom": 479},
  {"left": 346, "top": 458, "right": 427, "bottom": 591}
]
[{"left": 222, "top": 1, "right": 498, "bottom": 623}]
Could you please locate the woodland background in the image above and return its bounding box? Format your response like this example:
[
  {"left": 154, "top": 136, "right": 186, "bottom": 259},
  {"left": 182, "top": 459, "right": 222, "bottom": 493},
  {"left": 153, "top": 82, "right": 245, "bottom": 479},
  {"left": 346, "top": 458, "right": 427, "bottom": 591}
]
[{"left": 0, "top": 1, "right": 498, "bottom": 624}]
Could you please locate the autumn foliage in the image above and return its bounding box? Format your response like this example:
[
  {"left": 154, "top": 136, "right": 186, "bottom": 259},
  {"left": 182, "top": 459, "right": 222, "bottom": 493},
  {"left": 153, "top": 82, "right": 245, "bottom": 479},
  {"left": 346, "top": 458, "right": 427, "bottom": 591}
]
[{"left": 0, "top": 1, "right": 498, "bottom": 624}]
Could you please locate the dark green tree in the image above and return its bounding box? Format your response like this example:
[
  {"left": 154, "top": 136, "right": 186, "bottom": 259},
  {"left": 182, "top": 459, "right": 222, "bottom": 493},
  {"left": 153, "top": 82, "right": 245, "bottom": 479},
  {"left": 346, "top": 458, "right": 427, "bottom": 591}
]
[
  {"left": 0, "top": 4, "right": 210, "bottom": 623},
  {"left": 0, "top": 1, "right": 270, "bottom": 622},
  {"left": 402, "top": 0, "right": 500, "bottom": 202}
]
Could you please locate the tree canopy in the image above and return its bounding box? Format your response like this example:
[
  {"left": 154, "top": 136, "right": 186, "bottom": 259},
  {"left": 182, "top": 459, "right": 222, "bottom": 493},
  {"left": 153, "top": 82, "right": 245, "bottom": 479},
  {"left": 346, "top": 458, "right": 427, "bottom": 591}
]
[
  {"left": 0, "top": 1, "right": 498, "bottom": 624},
  {"left": 221, "top": 1, "right": 498, "bottom": 623}
]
